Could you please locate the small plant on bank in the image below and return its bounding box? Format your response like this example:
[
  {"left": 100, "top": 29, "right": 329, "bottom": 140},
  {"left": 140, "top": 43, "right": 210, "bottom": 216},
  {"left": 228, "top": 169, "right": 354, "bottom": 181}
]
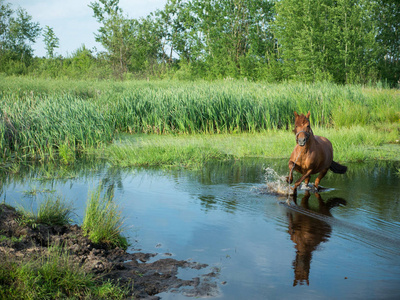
[
  {"left": 17, "top": 196, "right": 74, "bottom": 227},
  {"left": 83, "top": 187, "right": 128, "bottom": 249}
]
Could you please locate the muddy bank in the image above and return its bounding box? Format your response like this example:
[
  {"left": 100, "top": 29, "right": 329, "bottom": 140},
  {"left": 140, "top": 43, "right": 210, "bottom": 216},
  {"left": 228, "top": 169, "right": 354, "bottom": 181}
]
[{"left": 0, "top": 204, "right": 218, "bottom": 299}]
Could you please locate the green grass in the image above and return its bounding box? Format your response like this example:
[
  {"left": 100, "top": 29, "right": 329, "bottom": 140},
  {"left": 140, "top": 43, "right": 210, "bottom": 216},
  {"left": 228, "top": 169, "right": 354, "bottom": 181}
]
[
  {"left": 82, "top": 188, "right": 128, "bottom": 249},
  {"left": 17, "top": 196, "right": 74, "bottom": 227},
  {"left": 0, "top": 245, "right": 127, "bottom": 299},
  {"left": 1, "top": 77, "right": 399, "bottom": 164},
  {"left": 98, "top": 125, "right": 399, "bottom": 169}
]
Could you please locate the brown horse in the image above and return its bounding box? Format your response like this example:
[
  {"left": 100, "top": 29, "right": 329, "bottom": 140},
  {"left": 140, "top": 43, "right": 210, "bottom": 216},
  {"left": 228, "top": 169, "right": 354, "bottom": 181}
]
[{"left": 287, "top": 111, "right": 347, "bottom": 194}]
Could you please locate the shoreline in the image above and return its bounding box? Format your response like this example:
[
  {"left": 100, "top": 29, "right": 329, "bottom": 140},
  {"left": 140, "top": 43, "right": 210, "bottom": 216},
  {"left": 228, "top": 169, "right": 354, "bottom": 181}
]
[{"left": 0, "top": 204, "right": 218, "bottom": 299}]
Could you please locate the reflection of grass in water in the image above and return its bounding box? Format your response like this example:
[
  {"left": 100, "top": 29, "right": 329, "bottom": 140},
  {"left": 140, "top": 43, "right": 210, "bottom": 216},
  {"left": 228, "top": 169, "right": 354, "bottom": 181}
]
[{"left": 23, "top": 187, "right": 56, "bottom": 196}]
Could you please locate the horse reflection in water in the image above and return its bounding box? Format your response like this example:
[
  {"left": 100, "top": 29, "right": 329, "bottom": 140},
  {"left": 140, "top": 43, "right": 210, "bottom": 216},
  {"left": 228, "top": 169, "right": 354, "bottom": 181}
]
[{"left": 288, "top": 191, "right": 346, "bottom": 286}]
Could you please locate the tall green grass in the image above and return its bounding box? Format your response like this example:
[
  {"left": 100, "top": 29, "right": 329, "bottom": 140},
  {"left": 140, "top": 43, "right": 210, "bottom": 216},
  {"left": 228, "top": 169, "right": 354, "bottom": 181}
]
[
  {"left": 0, "top": 93, "right": 113, "bottom": 162},
  {"left": 1, "top": 77, "right": 399, "bottom": 163},
  {"left": 101, "top": 81, "right": 399, "bottom": 134},
  {"left": 82, "top": 188, "right": 128, "bottom": 249}
]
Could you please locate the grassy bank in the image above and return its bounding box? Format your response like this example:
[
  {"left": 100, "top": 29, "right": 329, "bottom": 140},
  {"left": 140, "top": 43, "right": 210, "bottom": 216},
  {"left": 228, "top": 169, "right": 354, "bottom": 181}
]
[
  {"left": 97, "top": 125, "right": 400, "bottom": 169},
  {"left": 0, "top": 76, "right": 399, "bottom": 164},
  {"left": 0, "top": 246, "right": 127, "bottom": 299},
  {"left": 0, "top": 191, "right": 128, "bottom": 299}
]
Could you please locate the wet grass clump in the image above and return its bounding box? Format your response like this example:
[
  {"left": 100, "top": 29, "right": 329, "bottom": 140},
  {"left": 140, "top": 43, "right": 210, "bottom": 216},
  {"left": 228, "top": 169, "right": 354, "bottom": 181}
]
[
  {"left": 83, "top": 188, "right": 128, "bottom": 250},
  {"left": 17, "top": 196, "right": 74, "bottom": 227}
]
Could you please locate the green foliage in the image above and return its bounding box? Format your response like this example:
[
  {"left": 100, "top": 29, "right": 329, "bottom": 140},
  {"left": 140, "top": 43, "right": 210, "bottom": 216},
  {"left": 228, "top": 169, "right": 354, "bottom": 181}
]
[
  {"left": 2, "top": 0, "right": 400, "bottom": 83},
  {"left": 273, "top": 0, "right": 380, "bottom": 84},
  {"left": 83, "top": 187, "right": 128, "bottom": 249},
  {"left": 42, "top": 25, "right": 59, "bottom": 58},
  {"left": 89, "top": 0, "right": 164, "bottom": 78},
  {"left": 0, "top": 0, "right": 41, "bottom": 74},
  {"left": 375, "top": 0, "right": 400, "bottom": 86},
  {"left": 158, "top": 0, "right": 277, "bottom": 80},
  {"left": 0, "top": 246, "right": 127, "bottom": 299}
]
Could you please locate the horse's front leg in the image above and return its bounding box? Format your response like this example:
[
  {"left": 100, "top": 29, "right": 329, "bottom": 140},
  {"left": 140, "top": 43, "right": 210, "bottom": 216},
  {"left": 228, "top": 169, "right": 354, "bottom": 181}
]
[
  {"left": 293, "top": 169, "right": 313, "bottom": 191},
  {"left": 286, "top": 161, "right": 296, "bottom": 184}
]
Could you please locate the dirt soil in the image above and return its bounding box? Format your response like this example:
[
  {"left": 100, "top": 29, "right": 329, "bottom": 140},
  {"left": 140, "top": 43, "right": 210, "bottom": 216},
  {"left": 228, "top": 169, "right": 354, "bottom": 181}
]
[{"left": 0, "top": 204, "right": 219, "bottom": 299}]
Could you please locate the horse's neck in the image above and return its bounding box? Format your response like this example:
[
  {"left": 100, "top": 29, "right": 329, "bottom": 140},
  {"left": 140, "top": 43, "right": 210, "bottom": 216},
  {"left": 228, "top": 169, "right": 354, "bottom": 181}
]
[{"left": 305, "top": 135, "right": 317, "bottom": 150}]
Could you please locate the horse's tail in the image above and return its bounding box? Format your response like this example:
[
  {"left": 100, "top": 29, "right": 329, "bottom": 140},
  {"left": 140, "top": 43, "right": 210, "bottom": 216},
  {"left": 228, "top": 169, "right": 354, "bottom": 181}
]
[{"left": 330, "top": 161, "right": 347, "bottom": 174}]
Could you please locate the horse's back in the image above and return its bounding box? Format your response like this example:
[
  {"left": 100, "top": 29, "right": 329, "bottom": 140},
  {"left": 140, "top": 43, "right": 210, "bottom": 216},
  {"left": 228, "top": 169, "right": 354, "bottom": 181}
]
[
  {"left": 315, "top": 135, "right": 333, "bottom": 149},
  {"left": 314, "top": 135, "right": 333, "bottom": 165}
]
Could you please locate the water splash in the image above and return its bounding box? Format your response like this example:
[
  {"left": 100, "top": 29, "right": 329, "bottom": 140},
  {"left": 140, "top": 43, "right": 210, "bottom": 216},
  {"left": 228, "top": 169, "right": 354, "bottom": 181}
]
[{"left": 262, "top": 167, "right": 292, "bottom": 196}]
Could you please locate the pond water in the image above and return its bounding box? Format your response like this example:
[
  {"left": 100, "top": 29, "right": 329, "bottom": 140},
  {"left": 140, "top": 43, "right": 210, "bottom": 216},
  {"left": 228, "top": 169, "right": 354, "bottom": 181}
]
[{"left": 1, "top": 159, "right": 400, "bottom": 299}]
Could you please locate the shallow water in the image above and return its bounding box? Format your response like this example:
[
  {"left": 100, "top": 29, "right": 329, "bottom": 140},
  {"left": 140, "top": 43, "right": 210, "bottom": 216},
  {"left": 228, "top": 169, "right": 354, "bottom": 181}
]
[{"left": 1, "top": 159, "right": 400, "bottom": 299}]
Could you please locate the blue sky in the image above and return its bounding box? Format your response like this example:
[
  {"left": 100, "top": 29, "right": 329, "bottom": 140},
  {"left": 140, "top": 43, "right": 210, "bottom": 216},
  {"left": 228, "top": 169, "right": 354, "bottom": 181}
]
[{"left": 11, "top": 0, "right": 168, "bottom": 57}]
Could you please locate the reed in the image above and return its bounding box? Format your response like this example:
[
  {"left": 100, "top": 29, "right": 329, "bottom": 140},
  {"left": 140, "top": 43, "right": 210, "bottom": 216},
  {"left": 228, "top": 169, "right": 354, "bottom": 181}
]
[{"left": 1, "top": 77, "right": 398, "bottom": 163}]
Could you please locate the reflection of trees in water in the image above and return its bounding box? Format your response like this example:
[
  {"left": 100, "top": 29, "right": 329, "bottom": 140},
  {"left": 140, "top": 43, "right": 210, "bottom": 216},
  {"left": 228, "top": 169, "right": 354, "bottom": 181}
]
[
  {"left": 288, "top": 191, "right": 346, "bottom": 286},
  {"left": 190, "top": 159, "right": 269, "bottom": 214}
]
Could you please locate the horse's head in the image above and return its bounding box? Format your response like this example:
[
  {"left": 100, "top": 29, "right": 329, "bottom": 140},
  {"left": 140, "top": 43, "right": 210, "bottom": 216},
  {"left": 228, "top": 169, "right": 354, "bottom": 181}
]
[{"left": 293, "top": 111, "right": 313, "bottom": 147}]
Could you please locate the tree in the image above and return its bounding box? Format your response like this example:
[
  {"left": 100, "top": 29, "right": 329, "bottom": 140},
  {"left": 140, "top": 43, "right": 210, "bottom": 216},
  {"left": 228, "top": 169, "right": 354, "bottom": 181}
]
[
  {"left": 375, "top": 0, "right": 400, "bottom": 86},
  {"left": 127, "top": 14, "right": 164, "bottom": 75},
  {"left": 158, "top": 0, "right": 276, "bottom": 79},
  {"left": 89, "top": 0, "right": 131, "bottom": 78},
  {"left": 273, "top": 0, "right": 380, "bottom": 84},
  {"left": 0, "top": 1, "right": 41, "bottom": 60},
  {"left": 0, "top": 0, "right": 41, "bottom": 73},
  {"left": 43, "top": 25, "right": 59, "bottom": 58}
]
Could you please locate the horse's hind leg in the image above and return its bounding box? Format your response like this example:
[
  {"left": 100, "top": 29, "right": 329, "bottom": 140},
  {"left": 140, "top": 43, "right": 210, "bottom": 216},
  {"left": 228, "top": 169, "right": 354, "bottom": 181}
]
[{"left": 314, "top": 168, "right": 329, "bottom": 190}]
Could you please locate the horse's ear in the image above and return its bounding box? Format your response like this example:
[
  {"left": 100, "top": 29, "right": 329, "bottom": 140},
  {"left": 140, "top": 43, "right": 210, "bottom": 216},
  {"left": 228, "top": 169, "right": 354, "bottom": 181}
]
[
  {"left": 306, "top": 111, "right": 311, "bottom": 119},
  {"left": 294, "top": 111, "right": 298, "bottom": 118}
]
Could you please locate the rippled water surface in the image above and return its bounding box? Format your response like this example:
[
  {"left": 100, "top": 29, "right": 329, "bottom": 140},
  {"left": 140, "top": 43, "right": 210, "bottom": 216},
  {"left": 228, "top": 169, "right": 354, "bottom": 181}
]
[{"left": 2, "top": 159, "right": 400, "bottom": 299}]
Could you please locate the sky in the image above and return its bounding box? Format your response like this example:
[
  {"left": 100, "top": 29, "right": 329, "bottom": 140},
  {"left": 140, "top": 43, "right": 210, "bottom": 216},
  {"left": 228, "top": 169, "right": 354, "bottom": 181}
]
[{"left": 11, "top": 0, "right": 168, "bottom": 57}]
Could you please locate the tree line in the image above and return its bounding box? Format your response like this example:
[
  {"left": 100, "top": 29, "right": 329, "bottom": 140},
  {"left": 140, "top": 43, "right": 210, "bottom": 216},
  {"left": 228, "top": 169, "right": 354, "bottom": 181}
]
[{"left": 0, "top": 0, "right": 399, "bottom": 85}]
